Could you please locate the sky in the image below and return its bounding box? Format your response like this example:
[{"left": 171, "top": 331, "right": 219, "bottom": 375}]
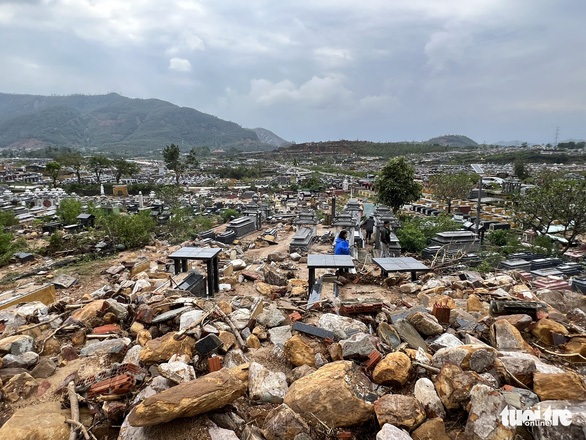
[{"left": 1, "top": 0, "right": 585, "bottom": 145}]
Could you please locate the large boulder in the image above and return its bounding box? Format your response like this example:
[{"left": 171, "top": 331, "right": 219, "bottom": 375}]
[
  {"left": 139, "top": 332, "right": 195, "bottom": 365},
  {"left": 414, "top": 378, "right": 445, "bottom": 419},
  {"left": 318, "top": 314, "right": 368, "bottom": 340},
  {"left": 248, "top": 362, "right": 288, "bottom": 403},
  {"left": 284, "top": 361, "right": 377, "bottom": 427},
  {"left": 434, "top": 363, "right": 481, "bottom": 410},
  {"left": 531, "top": 319, "right": 569, "bottom": 345},
  {"left": 372, "top": 352, "right": 411, "bottom": 386},
  {"left": 431, "top": 345, "right": 496, "bottom": 373},
  {"left": 533, "top": 371, "right": 586, "bottom": 400},
  {"left": 0, "top": 402, "right": 70, "bottom": 440},
  {"left": 492, "top": 320, "right": 527, "bottom": 351},
  {"left": 374, "top": 394, "right": 426, "bottom": 430},
  {"left": 464, "top": 384, "right": 515, "bottom": 440},
  {"left": 128, "top": 367, "right": 247, "bottom": 426}
]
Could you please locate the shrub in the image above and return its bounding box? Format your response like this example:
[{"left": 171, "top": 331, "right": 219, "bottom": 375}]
[
  {"left": 98, "top": 211, "right": 156, "bottom": 248},
  {"left": 164, "top": 208, "right": 216, "bottom": 244},
  {"left": 56, "top": 198, "right": 83, "bottom": 224},
  {"left": 220, "top": 209, "right": 240, "bottom": 223}
]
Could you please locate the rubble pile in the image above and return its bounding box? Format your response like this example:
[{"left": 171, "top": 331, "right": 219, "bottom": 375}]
[{"left": 0, "top": 246, "right": 585, "bottom": 440}]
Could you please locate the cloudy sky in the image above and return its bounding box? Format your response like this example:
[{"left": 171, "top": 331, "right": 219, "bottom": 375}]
[{"left": 1, "top": 0, "right": 585, "bottom": 145}]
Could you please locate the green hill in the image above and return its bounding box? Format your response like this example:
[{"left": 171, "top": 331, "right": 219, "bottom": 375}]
[
  {"left": 427, "top": 135, "right": 478, "bottom": 147},
  {"left": 0, "top": 92, "right": 279, "bottom": 154}
]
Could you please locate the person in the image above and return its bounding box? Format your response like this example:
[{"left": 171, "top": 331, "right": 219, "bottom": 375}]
[
  {"left": 380, "top": 220, "right": 392, "bottom": 257},
  {"left": 361, "top": 215, "right": 375, "bottom": 244},
  {"left": 334, "top": 229, "right": 351, "bottom": 255}
]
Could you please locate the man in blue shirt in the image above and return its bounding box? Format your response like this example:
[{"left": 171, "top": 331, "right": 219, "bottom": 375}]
[{"left": 334, "top": 230, "right": 351, "bottom": 255}]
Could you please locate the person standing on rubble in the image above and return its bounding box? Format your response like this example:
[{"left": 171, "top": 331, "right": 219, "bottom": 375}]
[
  {"left": 380, "top": 220, "right": 392, "bottom": 257},
  {"left": 361, "top": 215, "right": 375, "bottom": 244},
  {"left": 334, "top": 230, "right": 351, "bottom": 255}
]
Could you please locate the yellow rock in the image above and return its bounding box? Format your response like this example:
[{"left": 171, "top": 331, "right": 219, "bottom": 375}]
[
  {"left": 531, "top": 319, "right": 568, "bottom": 345},
  {"left": 372, "top": 352, "right": 412, "bottom": 386},
  {"left": 246, "top": 334, "right": 262, "bottom": 349},
  {"left": 284, "top": 335, "right": 315, "bottom": 367},
  {"left": 466, "top": 294, "right": 484, "bottom": 312}
]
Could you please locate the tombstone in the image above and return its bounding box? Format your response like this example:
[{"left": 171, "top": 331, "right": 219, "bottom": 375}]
[
  {"left": 113, "top": 185, "right": 128, "bottom": 197},
  {"left": 77, "top": 214, "right": 96, "bottom": 229}
]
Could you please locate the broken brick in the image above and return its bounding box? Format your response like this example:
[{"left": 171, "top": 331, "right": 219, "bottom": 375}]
[
  {"left": 289, "top": 312, "right": 302, "bottom": 322},
  {"left": 432, "top": 303, "right": 451, "bottom": 324},
  {"left": 208, "top": 356, "right": 222, "bottom": 372}
]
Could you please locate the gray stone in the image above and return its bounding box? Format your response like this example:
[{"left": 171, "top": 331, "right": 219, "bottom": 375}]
[
  {"left": 30, "top": 357, "right": 56, "bottom": 378},
  {"left": 407, "top": 311, "right": 443, "bottom": 336},
  {"left": 223, "top": 349, "right": 250, "bottom": 369},
  {"left": 414, "top": 377, "right": 445, "bottom": 419},
  {"left": 132, "top": 376, "right": 174, "bottom": 405},
  {"left": 256, "top": 307, "right": 286, "bottom": 328},
  {"left": 499, "top": 351, "right": 564, "bottom": 374},
  {"left": 264, "top": 268, "right": 287, "bottom": 286},
  {"left": 80, "top": 337, "right": 130, "bottom": 357},
  {"left": 340, "top": 332, "right": 376, "bottom": 360},
  {"left": 2, "top": 351, "right": 39, "bottom": 369},
  {"left": 179, "top": 310, "right": 205, "bottom": 330},
  {"left": 123, "top": 345, "right": 142, "bottom": 366},
  {"left": 210, "top": 412, "right": 245, "bottom": 433},
  {"left": 502, "top": 387, "right": 539, "bottom": 410},
  {"left": 151, "top": 306, "right": 193, "bottom": 324},
  {"left": 290, "top": 252, "right": 302, "bottom": 261},
  {"left": 229, "top": 309, "right": 251, "bottom": 330},
  {"left": 208, "top": 425, "right": 240, "bottom": 440},
  {"left": 268, "top": 325, "right": 293, "bottom": 347},
  {"left": 465, "top": 384, "right": 514, "bottom": 440},
  {"left": 449, "top": 308, "right": 478, "bottom": 330},
  {"left": 393, "top": 319, "right": 427, "bottom": 352},
  {"left": 262, "top": 403, "right": 311, "bottom": 440},
  {"left": 536, "top": 288, "right": 586, "bottom": 314},
  {"left": 0, "top": 335, "right": 34, "bottom": 355},
  {"left": 376, "top": 322, "right": 401, "bottom": 348},
  {"left": 158, "top": 361, "right": 196, "bottom": 384},
  {"left": 318, "top": 313, "right": 368, "bottom": 340},
  {"left": 105, "top": 298, "right": 129, "bottom": 320},
  {"left": 249, "top": 362, "right": 288, "bottom": 403},
  {"left": 376, "top": 423, "right": 412, "bottom": 440}
]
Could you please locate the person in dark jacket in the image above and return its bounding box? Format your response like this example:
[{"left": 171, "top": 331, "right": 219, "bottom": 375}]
[
  {"left": 334, "top": 230, "right": 351, "bottom": 255},
  {"left": 380, "top": 220, "right": 391, "bottom": 257},
  {"left": 361, "top": 215, "right": 375, "bottom": 244}
]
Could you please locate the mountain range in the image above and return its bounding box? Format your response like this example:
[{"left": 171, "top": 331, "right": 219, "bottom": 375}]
[{"left": 0, "top": 92, "right": 289, "bottom": 154}]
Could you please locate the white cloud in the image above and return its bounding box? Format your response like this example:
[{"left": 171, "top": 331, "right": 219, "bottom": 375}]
[{"left": 168, "top": 57, "right": 191, "bottom": 72}]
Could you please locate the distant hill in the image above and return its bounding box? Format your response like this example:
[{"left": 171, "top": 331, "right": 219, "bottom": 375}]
[
  {"left": 427, "top": 135, "right": 478, "bottom": 147},
  {"left": 0, "top": 92, "right": 282, "bottom": 154},
  {"left": 252, "top": 128, "right": 290, "bottom": 147},
  {"left": 276, "top": 140, "right": 463, "bottom": 158}
]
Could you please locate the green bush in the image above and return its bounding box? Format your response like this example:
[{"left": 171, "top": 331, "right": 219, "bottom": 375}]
[
  {"left": 0, "top": 232, "right": 28, "bottom": 266},
  {"left": 164, "top": 208, "right": 215, "bottom": 244},
  {"left": 98, "top": 211, "right": 156, "bottom": 248},
  {"left": 56, "top": 198, "right": 83, "bottom": 224},
  {"left": 0, "top": 210, "right": 19, "bottom": 228},
  {"left": 220, "top": 209, "right": 240, "bottom": 223},
  {"left": 396, "top": 221, "right": 427, "bottom": 253}
]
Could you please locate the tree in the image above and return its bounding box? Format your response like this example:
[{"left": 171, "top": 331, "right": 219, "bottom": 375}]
[
  {"left": 163, "top": 144, "right": 188, "bottom": 185},
  {"left": 112, "top": 159, "right": 140, "bottom": 184},
  {"left": 45, "top": 161, "right": 61, "bottom": 188},
  {"left": 512, "top": 171, "right": 586, "bottom": 253},
  {"left": 56, "top": 198, "right": 83, "bottom": 224},
  {"left": 514, "top": 160, "right": 529, "bottom": 181},
  {"left": 375, "top": 157, "right": 422, "bottom": 213},
  {"left": 186, "top": 149, "right": 200, "bottom": 170},
  {"left": 428, "top": 173, "right": 473, "bottom": 213},
  {"left": 58, "top": 152, "right": 85, "bottom": 184},
  {"left": 87, "top": 155, "right": 111, "bottom": 184}
]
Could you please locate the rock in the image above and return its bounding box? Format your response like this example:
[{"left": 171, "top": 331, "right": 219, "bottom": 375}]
[
  {"left": 536, "top": 288, "right": 586, "bottom": 314},
  {"left": 262, "top": 403, "right": 311, "bottom": 440},
  {"left": 257, "top": 307, "right": 286, "bottom": 328},
  {"left": 284, "top": 361, "right": 377, "bottom": 427},
  {"left": 434, "top": 363, "right": 480, "bottom": 410},
  {"left": 530, "top": 400, "right": 586, "bottom": 440},
  {"left": 178, "top": 310, "right": 205, "bottom": 330},
  {"left": 139, "top": 332, "right": 195, "bottom": 365},
  {"left": 128, "top": 367, "right": 247, "bottom": 426},
  {"left": 105, "top": 298, "right": 129, "bottom": 320},
  {"left": 290, "top": 365, "right": 316, "bottom": 382},
  {"left": 284, "top": 335, "right": 315, "bottom": 367},
  {"left": 377, "top": 322, "right": 401, "bottom": 348},
  {"left": 412, "top": 418, "right": 450, "bottom": 440},
  {"left": 393, "top": 319, "right": 427, "bottom": 352},
  {"left": 372, "top": 352, "right": 411, "bottom": 386},
  {"left": 494, "top": 314, "right": 532, "bottom": 331},
  {"left": 407, "top": 312, "right": 443, "bottom": 336},
  {"left": 132, "top": 376, "right": 174, "bottom": 405},
  {"left": 376, "top": 423, "right": 412, "bottom": 440},
  {"left": 246, "top": 334, "right": 261, "bottom": 349},
  {"left": 80, "top": 337, "right": 130, "bottom": 357},
  {"left": 502, "top": 387, "right": 539, "bottom": 410},
  {"left": 267, "top": 251, "right": 286, "bottom": 262},
  {"left": 2, "top": 351, "right": 39, "bottom": 369},
  {"left": 2, "top": 372, "right": 38, "bottom": 403},
  {"left": 414, "top": 378, "right": 446, "bottom": 419},
  {"left": 123, "top": 345, "right": 142, "bottom": 366},
  {"left": 531, "top": 319, "right": 569, "bottom": 345},
  {"left": 533, "top": 371, "right": 586, "bottom": 400},
  {"left": 223, "top": 349, "right": 249, "bottom": 369},
  {"left": 466, "top": 294, "right": 485, "bottom": 312},
  {"left": 158, "top": 361, "right": 196, "bottom": 384},
  {"left": 249, "top": 362, "right": 288, "bottom": 403},
  {"left": 231, "top": 259, "right": 247, "bottom": 270},
  {"left": 137, "top": 330, "right": 152, "bottom": 346},
  {"left": 492, "top": 320, "right": 527, "bottom": 351},
  {"left": 218, "top": 331, "right": 236, "bottom": 352},
  {"left": 0, "top": 401, "right": 70, "bottom": 440},
  {"left": 498, "top": 350, "right": 564, "bottom": 374},
  {"left": 432, "top": 345, "right": 496, "bottom": 373},
  {"left": 498, "top": 356, "right": 535, "bottom": 387},
  {"left": 374, "top": 394, "right": 426, "bottom": 430},
  {"left": 400, "top": 283, "right": 419, "bottom": 293},
  {"left": 318, "top": 313, "right": 368, "bottom": 340},
  {"left": 208, "top": 426, "right": 239, "bottom": 440},
  {"left": 255, "top": 281, "right": 273, "bottom": 295},
  {"left": 269, "top": 325, "right": 293, "bottom": 346},
  {"left": 229, "top": 309, "right": 251, "bottom": 329},
  {"left": 340, "top": 332, "right": 376, "bottom": 360},
  {"left": 465, "top": 384, "right": 515, "bottom": 440},
  {"left": 289, "top": 253, "right": 302, "bottom": 261},
  {"left": 70, "top": 299, "right": 107, "bottom": 326},
  {"left": 30, "top": 357, "right": 56, "bottom": 378},
  {"left": 429, "top": 333, "right": 463, "bottom": 351},
  {"left": 264, "top": 268, "right": 288, "bottom": 286},
  {"left": 0, "top": 335, "right": 35, "bottom": 355}
]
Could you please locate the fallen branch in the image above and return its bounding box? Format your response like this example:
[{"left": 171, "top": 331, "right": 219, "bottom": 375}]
[
  {"left": 13, "top": 312, "right": 67, "bottom": 334},
  {"left": 214, "top": 305, "right": 248, "bottom": 352},
  {"left": 173, "top": 309, "right": 213, "bottom": 340},
  {"left": 65, "top": 420, "right": 97, "bottom": 440},
  {"left": 67, "top": 381, "right": 81, "bottom": 440},
  {"left": 412, "top": 361, "right": 440, "bottom": 374}
]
